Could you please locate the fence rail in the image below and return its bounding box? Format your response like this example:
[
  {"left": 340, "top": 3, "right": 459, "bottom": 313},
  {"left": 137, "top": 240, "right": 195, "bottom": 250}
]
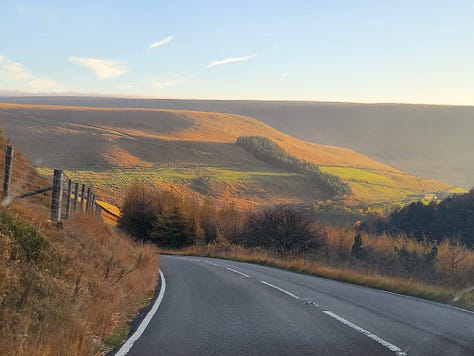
[{"left": 1, "top": 144, "right": 112, "bottom": 224}]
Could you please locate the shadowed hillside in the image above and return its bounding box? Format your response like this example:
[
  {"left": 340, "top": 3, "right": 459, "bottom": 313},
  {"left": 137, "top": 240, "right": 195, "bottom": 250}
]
[
  {"left": 0, "top": 102, "right": 459, "bottom": 210},
  {"left": 3, "top": 96, "right": 472, "bottom": 188}
]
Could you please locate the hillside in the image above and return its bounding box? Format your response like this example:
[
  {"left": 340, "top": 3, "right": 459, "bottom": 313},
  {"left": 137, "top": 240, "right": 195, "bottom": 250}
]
[
  {"left": 0, "top": 102, "right": 459, "bottom": 211},
  {"left": 0, "top": 132, "right": 158, "bottom": 354},
  {"left": 2, "top": 96, "right": 472, "bottom": 189}
]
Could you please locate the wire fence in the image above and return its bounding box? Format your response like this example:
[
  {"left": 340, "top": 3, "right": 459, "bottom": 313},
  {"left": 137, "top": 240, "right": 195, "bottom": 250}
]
[{"left": 0, "top": 144, "right": 120, "bottom": 224}]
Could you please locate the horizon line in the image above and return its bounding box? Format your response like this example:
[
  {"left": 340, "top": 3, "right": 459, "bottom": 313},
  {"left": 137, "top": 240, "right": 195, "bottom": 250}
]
[{"left": 0, "top": 91, "right": 474, "bottom": 108}]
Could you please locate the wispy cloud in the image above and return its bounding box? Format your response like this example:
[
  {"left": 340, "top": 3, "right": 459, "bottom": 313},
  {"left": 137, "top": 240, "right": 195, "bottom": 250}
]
[
  {"left": 152, "top": 79, "right": 180, "bottom": 89},
  {"left": 117, "top": 83, "right": 135, "bottom": 90},
  {"left": 68, "top": 56, "right": 128, "bottom": 79},
  {"left": 207, "top": 54, "right": 257, "bottom": 68},
  {"left": 0, "top": 54, "right": 64, "bottom": 92},
  {"left": 148, "top": 35, "right": 173, "bottom": 49},
  {"left": 2, "top": 61, "right": 31, "bottom": 80},
  {"left": 151, "top": 73, "right": 193, "bottom": 89}
]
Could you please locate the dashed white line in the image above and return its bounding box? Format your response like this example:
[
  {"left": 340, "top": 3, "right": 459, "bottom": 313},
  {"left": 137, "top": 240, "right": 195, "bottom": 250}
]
[
  {"left": 204, "top": 261, "right": 220, "bottom": 267},
  {"left": 322, "top": 311, "right": 407, "bottom": 355},
  {"left": 226, "top": 267, "right": 251, "bottom": 278},
  {"left": 260, "top": 280, "right": 300, "bottom": 300},
  {"left": 115, "top": 270, "right": 166, "bottom": 356},
  {"left": 173, "top": 256, "right": 407, "bottom": 355}
]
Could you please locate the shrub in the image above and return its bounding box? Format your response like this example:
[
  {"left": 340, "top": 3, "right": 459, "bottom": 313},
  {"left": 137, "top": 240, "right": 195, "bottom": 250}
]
[
  {"left": 0, "top": 210, "right": 46, "bottom": 262},
  {"left": 244, "top": 206, "right": 322, "bottom": 253},
  {"left": 118, "top": 183, "right": 159, "bottom": 241}
]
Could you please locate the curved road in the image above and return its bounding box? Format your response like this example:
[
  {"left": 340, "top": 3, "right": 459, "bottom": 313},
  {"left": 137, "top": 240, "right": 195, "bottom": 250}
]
[{"left": 120, "top": 255, "right": 474, "bottom": 355}]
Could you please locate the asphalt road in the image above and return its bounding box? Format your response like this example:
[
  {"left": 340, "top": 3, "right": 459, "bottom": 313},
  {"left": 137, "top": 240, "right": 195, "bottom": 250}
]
[{"left": 120, "top": 255, "right": 474, "bottom": 356}]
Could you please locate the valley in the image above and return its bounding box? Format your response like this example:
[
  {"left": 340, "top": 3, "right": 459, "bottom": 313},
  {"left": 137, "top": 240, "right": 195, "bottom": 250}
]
[{"left": 0, "top": 102, "right": 460, "bottom": 214}]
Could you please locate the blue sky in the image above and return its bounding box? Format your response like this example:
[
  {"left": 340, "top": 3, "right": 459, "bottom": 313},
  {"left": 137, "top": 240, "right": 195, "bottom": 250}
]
[{"left": 0, "top": 0, "right": 473, "bottom": 104}]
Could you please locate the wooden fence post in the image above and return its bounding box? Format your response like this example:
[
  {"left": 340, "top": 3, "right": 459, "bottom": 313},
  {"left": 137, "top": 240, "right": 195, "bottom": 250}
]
[
  {"left": 80, "top": 184, "right": 85, "bottom": 211},
  {"left": 73, "top": 182, "right": 79, "bottom": 212},
  {"left": 90, "top": 193, "right": 95, "bottom": 213},
  {"left": 65, "top": 179, "right": 72, "bottom": 219},
  {"left": 2, "top": 145, "right": 14, "bottom": 200},
  {"left": 50, "top": 170, "right": 64, "bottom": 223},
  {"left": 95, "top": 203, "right": 101, "bottom": 216},
  {"left": 86, "top": 188, "right": 92, "bottom": 213}
]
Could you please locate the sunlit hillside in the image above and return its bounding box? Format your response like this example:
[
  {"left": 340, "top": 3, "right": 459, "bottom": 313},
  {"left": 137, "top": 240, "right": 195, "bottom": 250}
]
[
  {"left": 0, "top": 130, "right": 158, "bottom": 354},
  {"left": 4, "top": 97, "right": 474, "bottom": 189},
  {"left": 0, "top": 103, "right": 459, "bottom": 210}
]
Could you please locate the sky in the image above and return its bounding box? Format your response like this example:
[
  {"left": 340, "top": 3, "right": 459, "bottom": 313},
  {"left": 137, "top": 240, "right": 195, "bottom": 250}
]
[{"left": 0, "top": 0, "right": 474, "bottom": 104}]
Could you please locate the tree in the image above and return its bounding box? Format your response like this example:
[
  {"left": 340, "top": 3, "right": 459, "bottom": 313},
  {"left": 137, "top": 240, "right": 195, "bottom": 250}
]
[
  {"left": 245, "top": 206, "right": 320, "bottom": 253},
  {"left": 351, "top": 232, "right": 363, "bottom": 258},
  {"left": 383, "top": 189, "right": 474, "bottom": 246},
  {"left": 351, "top": 221, "right": 364, "bottom": 259},
  {"left": 150, "top": 207, "right": 196, "bottom": 248},
  {"left": 118, "top": 183, "right": 159, "bottom": 241},
  {"left": 351, "top": 221, "right": 372, "bottom": 263}
]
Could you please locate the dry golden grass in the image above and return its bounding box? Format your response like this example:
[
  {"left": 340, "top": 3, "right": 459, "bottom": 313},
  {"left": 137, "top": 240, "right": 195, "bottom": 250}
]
[
  {"left": 0, "top": 132, "right": 159, "bottom": 355},
  {"left": 124, "top": 109, "right": 400, "bottom": 172},
  {"left": 0, "top": 102, "right": 457, "bottom": 207},
  {"left": 0, "top": 202, "right": 158, "bottom": 356},
  {"left": 103, "top": 145, "right": 153, "bottom": 167}
]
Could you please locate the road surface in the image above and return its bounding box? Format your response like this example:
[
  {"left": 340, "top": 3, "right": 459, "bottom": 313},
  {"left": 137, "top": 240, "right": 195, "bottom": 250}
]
[{"left": 119, "top": 255, "right": 474, "bottom": 355}]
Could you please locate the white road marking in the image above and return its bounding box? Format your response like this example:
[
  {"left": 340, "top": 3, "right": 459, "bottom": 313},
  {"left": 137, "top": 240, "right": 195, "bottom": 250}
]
[
  {"left": 226, "top": 267, "right": 250, "bottom": 278},
  {"left": 115, "top": 270, "right": 166, "bottom": 356},
  {"left": 260, "top": 280, "right": 300, "bottom": 300},
  {"left": 204, "top": 261, "right": 220, "bottom": 267},
  {"left": 322, "top": 311, "right": 407, "bottom": 356}
]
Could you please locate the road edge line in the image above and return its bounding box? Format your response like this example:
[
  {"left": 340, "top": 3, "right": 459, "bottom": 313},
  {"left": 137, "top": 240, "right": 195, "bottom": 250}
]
[{"left": 115, "top": 270, "right": 166, "bottom": 356}]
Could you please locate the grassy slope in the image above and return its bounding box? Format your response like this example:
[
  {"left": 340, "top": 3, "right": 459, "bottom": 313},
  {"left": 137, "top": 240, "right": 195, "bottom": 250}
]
[
  {"left": 0, "top": 133, "right": 158, "bottom": 355},
  {"left": 2, "top": 97, "right": 472, "bottom": 188},
  {"left": 0, "top": 103, "right": 458, "bottom": 208}
]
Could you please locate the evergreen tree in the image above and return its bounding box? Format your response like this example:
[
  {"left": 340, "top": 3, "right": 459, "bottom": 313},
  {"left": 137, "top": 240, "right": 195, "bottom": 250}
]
[
  {"left": 150, "top": 207, "right": 196, "bottom": 248},
  {"left": 351, "top": 232, "right": 363, "bottom": 258},
  {"left": 351, "top": 221, "right": 369, "bottom": 261},
  {"left": 118, "top": 183, "right": 158, "bottom": 241}
]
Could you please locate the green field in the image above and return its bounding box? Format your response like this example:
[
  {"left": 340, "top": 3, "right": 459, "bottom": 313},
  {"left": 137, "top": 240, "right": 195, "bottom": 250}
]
[
  {"left": 37, "top": 164, "right": 463, "bottom": 211},
  {"left": 63, "top": 166, "right": 297, "bottom": 185},
  {"left": 320, "top": 166, "right": 394, "bottom": 184},
  {"left": 50, "top": 166, "right": 307, "bottom": 207},
  {"left": 320, "top": 166, "right": 465, "bottom": 204}
]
